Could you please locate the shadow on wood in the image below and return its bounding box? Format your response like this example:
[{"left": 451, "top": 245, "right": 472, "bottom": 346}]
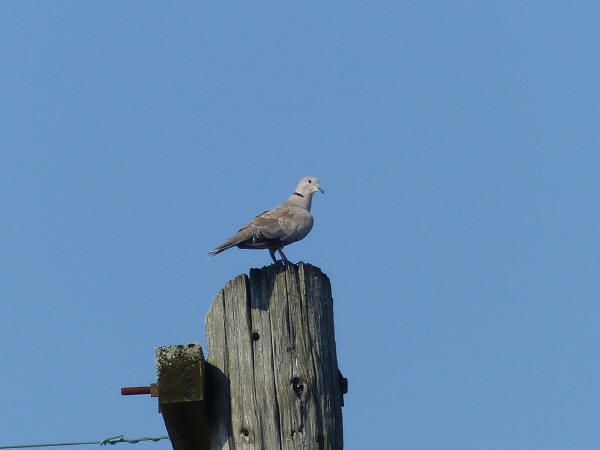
[
  {"left": 205, "top": 262, "right": 344, "bottom": 450},
  {"left": 205, "top": 361, "right": 231, "bottom": 450}
]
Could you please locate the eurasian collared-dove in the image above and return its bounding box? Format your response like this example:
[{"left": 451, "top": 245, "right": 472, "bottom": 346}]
[{"left": 209, "top": 177, "right": 324, "bottom": 264}]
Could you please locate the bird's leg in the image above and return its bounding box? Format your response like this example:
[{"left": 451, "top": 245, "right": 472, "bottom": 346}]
[
  {"left": 269, "top": 248, "right": 278, "bottom": 264},
  {"left": 278, "top": 248, "right": 293, "bottom": 265}
]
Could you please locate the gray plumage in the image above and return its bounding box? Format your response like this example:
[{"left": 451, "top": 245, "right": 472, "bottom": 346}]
[{"left": 209, "top": 176, "right": 324, "bottom": 264}]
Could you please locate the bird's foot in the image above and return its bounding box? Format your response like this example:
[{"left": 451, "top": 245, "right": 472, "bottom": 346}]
[
  {"left": 277, "top": 249, "right": 295, "bottom": 266},
  {"left": 281, "top": 256, "right": 297, "bottom": 266}
]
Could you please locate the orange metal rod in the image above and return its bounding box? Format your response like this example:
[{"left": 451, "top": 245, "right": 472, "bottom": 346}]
[{"left": 121, "top": 386, "right": 151, "bottom": 395}]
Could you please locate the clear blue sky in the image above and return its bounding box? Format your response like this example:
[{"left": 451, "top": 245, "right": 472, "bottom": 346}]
[{"left": 1, "top": 2, "right": 599, "bottom": 449}]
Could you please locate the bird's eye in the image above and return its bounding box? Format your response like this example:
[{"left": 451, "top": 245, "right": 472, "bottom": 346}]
[{"left": 308, "top": 179, "right": 312, "bottom": 183}]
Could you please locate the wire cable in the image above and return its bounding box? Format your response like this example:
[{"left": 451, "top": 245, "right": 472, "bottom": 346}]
[{"left": 0, "top": 434, "right": 169, "bottom": 449}]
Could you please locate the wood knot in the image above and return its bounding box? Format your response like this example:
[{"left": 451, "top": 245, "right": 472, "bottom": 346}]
[
  {"left": 291, "top": 376, "right": 306, "bottom": 398},
  {"left": 240, "top": 427, "right": 250, "bottom": 441},
  {"left": 250, "top": 331, "right": 260, "bottom": 342},
  {"left": 291, "top": 424, "right": 304, "bottom": 439}
]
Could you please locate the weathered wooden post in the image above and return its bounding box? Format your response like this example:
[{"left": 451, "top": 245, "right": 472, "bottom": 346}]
[{"left": 205, "top": 262, "right": 345, "bottom": 449}]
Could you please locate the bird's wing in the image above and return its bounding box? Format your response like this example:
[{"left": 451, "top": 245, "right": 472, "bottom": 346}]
[{"left": 251, "top": 207, "right": 305, "bottom": 242}]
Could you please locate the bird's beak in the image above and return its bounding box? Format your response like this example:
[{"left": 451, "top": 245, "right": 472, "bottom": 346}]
[{"left": 317, "top": 185, "right": 324, "bottom": 194}]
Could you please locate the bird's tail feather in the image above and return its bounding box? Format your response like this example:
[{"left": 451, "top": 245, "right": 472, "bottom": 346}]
[
  {"left": 208, "top": 241, "right": 236, "bottom": 256},
  {"left": 210, "top": 227, "right": 253, "bottom": 256}
]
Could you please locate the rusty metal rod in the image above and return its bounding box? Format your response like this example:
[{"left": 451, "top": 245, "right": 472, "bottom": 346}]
[
  {"left": 121, "top": 386, "right": 151, "bottom": 395},
  {"left": 121, "top": 383, "right": 159, "bottom": 397}
]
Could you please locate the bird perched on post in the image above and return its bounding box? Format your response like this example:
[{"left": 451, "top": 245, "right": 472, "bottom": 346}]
[{"left": 209, "top": 176, "right": 324, "bottom": 264}]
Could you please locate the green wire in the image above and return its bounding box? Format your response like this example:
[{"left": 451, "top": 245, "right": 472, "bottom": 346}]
[{"left": 0, "top": 435, "right": 169, "bottom": 449}]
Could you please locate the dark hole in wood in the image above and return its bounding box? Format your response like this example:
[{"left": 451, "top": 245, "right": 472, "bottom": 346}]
[
  {"left": 291, "top": 376, "right": 305, "bottom": 397},
  {"left": 250, "top": 331, "right": 260, "bottom": 342},
  {"left": 240, "top": 428, "right": 250, "bottom": 438}
]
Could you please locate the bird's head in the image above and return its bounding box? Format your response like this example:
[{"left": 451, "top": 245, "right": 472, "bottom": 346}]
[{"left": 296, "top": 176, "right": 324, "bottom": 196}]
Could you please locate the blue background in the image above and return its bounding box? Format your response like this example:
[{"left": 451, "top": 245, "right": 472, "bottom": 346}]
[{"left": 2, "top": 2, "right": 599, "bottom": 449}]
